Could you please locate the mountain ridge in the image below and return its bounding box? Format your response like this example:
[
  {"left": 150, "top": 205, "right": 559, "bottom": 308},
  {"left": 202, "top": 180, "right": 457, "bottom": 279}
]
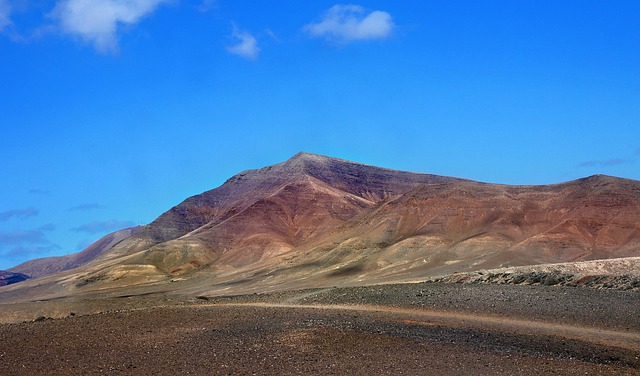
[{"left": 2, "top": 152, "right": 639, "bottom": 300}]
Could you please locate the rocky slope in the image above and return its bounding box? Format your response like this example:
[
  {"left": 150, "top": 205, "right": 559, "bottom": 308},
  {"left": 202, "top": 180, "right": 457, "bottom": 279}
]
[{"left": 1, "top": 152, "right": 639, "bottom": 301}]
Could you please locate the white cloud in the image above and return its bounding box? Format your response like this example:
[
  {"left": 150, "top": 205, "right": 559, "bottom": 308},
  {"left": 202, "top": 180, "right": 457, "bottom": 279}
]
[
  {"left": 227, "top": 24, "right": 259, "bottom": 59},
  {"left": 51, "top": 0, "right": 169, "bottom": 53},
  {"left": 304, "top": 4, "right": 394, "bottom": 44},
  {"left": 0, "top": 0, "right": 11, "bottom": 31}
]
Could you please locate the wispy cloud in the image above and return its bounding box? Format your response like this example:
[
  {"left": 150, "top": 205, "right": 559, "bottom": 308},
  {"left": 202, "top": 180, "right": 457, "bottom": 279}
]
[
  {"left": 28, "top": 188, "right": 51, "bottom": 195},
  {"left": 71, "top": 219, "right": 136, "bottom": 234},
  {"left": 51, "top": 0, "right": 170, "bottom": 53},
  {"left": 5, "top": 244, "right": 61, "bottom": 258},
  {"left": 0, "top": 207, "right": 39, "bottom": 222},
  {"left": 0, "top": 0, "right": 11, "bottom": 32},
  {"left": 577, "top": 158, "right": 632, "bottom": 168},
  {"left": 39, "top": 223, "right": 56, "bottom": 232},
  {"left": 227, "top": 24, "right": 259, "bottom": 59},
  {"left": 304, "top": 4, "right": 394, "bottom": 44},
  {"left": 197, "top": 0, "right": 216, "bottom": 13},
  {"left": 0, "top": 230, "right": 48, "bottom": 245},
  {"left": 0, "top": 230, "right": 59, "bottom": 268},
  {"left": 68, "top": 203, "right": 105, "bottom": 212},
  {"left": 265, "top": 28, "right": 280, "bottom": 42}
]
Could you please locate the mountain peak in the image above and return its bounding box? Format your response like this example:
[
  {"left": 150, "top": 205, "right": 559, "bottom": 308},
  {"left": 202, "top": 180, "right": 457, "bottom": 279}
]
[
  {"left": 284, "top": 152, "right": 333, "bottom": 167},
  {"left": 290, "top": 151, "right": 326, "bottom": 160},
  {"left": 272, "top": 152, "right": 340, "bottom": 177}
]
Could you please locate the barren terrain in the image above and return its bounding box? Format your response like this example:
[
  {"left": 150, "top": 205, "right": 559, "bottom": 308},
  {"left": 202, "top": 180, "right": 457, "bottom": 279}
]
[{"left": 1, "top": 282, "right": 638, "bottom": 375}]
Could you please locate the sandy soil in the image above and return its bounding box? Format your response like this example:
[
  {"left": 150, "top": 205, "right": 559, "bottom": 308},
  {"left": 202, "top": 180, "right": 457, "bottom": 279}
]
[{"left": 0, "top": 283, "right": 638, "bottom": 375}]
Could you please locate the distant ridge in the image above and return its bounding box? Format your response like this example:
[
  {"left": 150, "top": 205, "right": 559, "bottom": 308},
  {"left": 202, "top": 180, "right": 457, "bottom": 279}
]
[
  {"left": 2, "top": 152, "right": 639, "bottom": 301},
  {"left": 9, "top": 226, "right": 143, "bottom": 278},
  {"left": 0, "top": 270, "right": 30, "bottom": 287}
]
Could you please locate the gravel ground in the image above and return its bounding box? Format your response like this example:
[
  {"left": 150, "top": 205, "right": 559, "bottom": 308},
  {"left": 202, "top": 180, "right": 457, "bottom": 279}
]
[
  {"left": 0, "top": 282, "right": 638, "bottom": 375},
  {"left": 207, "top": 282, "right": 640, "bottom": 331}
]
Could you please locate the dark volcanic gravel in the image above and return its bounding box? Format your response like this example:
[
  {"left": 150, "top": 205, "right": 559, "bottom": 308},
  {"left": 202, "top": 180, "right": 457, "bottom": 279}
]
[{"left": 0, "top": 283, "right": 638, "bottom": 375}]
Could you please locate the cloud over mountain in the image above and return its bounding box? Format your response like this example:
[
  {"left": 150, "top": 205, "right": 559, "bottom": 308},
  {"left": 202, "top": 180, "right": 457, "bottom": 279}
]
[
  {"left": 304, "top": 5, "right": 394, "bottom": 44},
  {"left": 0, "top": 230, "right": 48, "bottom": 245},
  {"left": 0, "top": 229, "right": 58, "bottom": 268},
  {"left": 578, "top": 158, "right": 632, "bottom": 167},
  {"left": 39, "top": 223, "right": 56, "bottom": 232},
  {"left": 0, "top": 207, "right": 39, "bottom": 222},
  {"left": 51, "top": 0, "right": 169, "bottom": 52},
  {"left": 6, "top": 244, "right": 60, "bottom": 257},
  {"left": 68, "top": 203, "right": 105, "bottom": 212}
]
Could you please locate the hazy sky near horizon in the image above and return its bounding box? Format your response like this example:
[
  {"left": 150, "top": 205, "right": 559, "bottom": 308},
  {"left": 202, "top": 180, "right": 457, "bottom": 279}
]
[{"left": 1, "top": 1, "right": 639, "bottom": 269}]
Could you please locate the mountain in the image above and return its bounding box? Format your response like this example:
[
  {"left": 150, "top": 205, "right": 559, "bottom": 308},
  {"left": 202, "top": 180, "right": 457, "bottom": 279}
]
[
  {"left": 0, "top": 271, "right": 30, "bottom": 287},
  {"left": 1, "top": 152, "right": 639, "bottom": 301}
]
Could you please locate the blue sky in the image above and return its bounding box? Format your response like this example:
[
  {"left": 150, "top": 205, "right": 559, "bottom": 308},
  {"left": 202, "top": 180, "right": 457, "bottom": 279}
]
[{"left": 1, "top": 1, "right": 639, "bottom": 270}]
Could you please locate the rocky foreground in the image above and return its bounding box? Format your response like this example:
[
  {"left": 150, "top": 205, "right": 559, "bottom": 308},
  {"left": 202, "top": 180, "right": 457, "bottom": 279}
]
[{"left": 0, "top": 283, "right": 638, "bottom": 375}]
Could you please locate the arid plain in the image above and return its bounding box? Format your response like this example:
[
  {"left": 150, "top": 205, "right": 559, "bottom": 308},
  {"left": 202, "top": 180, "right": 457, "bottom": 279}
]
[{"left": 1, "top": 283, "right": 639, "bottom": 375}]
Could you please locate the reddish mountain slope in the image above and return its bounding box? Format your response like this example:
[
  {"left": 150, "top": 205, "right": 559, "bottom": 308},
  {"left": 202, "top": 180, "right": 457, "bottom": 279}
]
[{"left": 102, "top": 152, "right": 464, "bottom": 266}]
